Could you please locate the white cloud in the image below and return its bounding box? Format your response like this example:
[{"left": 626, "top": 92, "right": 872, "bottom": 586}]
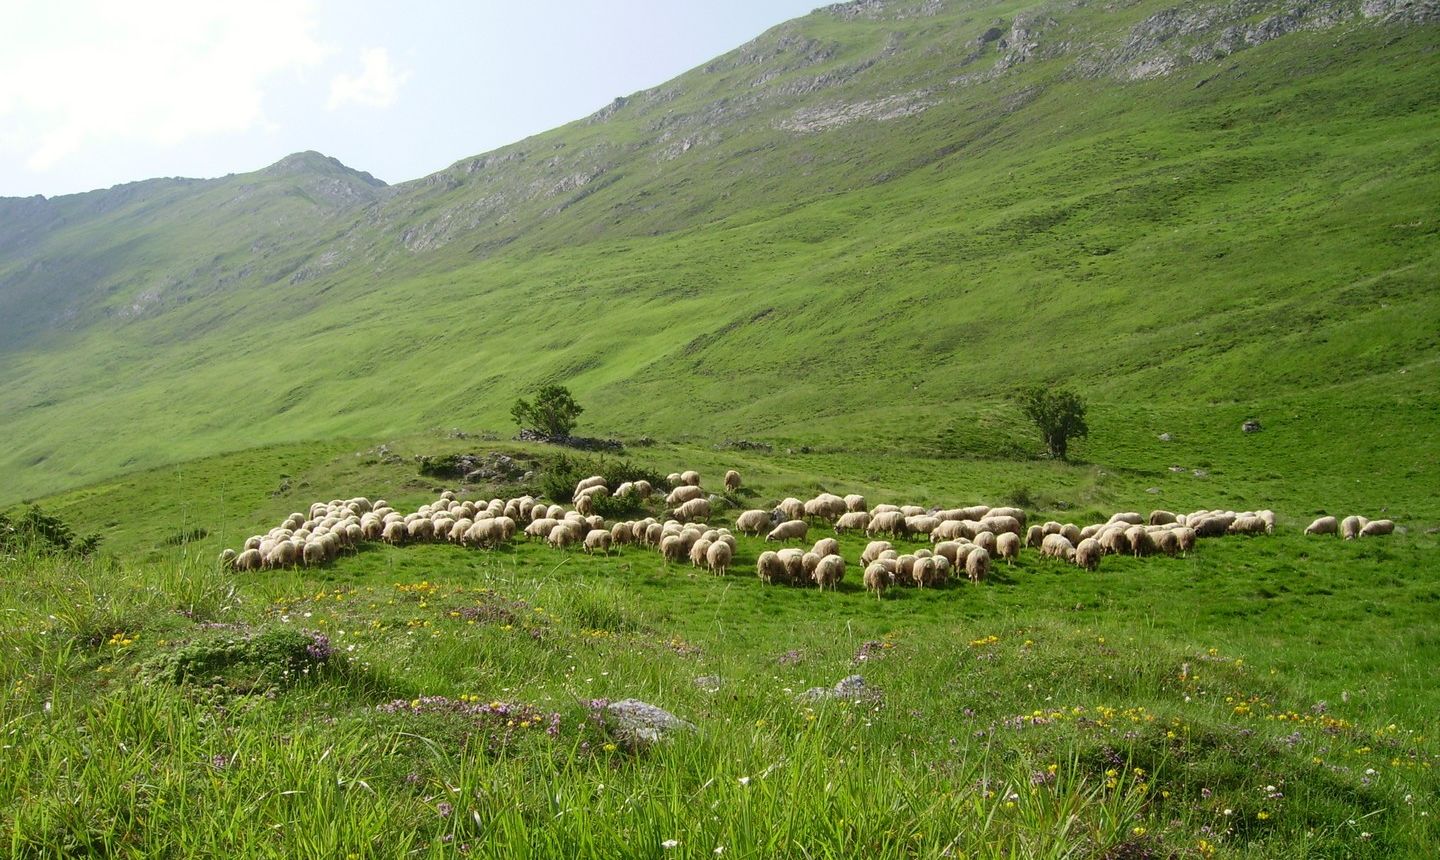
[
  {"left": 0, "top": 0, "right": 331, "bottom": 174},
  {"left": 327, "top": 47, "right": 410, "bottom": 110}
]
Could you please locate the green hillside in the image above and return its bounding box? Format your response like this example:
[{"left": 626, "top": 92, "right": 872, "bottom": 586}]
[{"left": 1, "top": 0, "right": 1438, "bottom": 506}]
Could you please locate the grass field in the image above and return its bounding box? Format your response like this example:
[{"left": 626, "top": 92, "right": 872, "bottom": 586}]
[{"left": 2, "top": 441, "right": 1437, "bottom": 857}]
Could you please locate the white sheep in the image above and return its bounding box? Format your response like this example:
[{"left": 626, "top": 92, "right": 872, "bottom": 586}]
[
  {"left": 766, "top": 520, "right": 809, "bottom": 542},
  {"left": 813, "top": 554, "right": 845, "bottom": 590},
  {"left": 834, "top": 511, "right": 871, "bottom": 533},
  {"left": 861, "top": 541, "right": 893, "bottom": 565},
  {"left": 681, "top": 470, "right": 701, "bottom": 486},
  {"left": 1305, "top": 516, "right": 1338, "bottom": 536},
  {"left": 584, "top": 529, "right": 613, "bottom": 555},
  {"left": 666, "top": 485, "right": 706, "bottom": 506},
  {"left": 1074, "top": 538, "right": 1101, "bottom": 571},
  {"left": 863, "top": 562, "right": 890, "bottom": 598},
  {"left": 867, "top": 511, "right": 907, "bottom": 536},
  {"left": 724, "top": 470, "right": 742, "bottom": 492},
  {"left": 673, "top": 498, "right": 712, "bottom": 521},
  {"left": 811, "top": 537, "right": 839, "bottom": 558},
  {"left": 996, "top": 532, "right": 1020, "bottom": 565},
  {"left": 777, "top": 497, "right": 806, "bottom": 522},
  {"left": 756, "top": 550, "right": 786, "bottom": 584},
  {"left": 844, "top": 494, "right": 867, "bottom": 513},
  {"left": 1360, "top": 519, "right": 1394, "bottom": 537},
  {"left": 706, "top": 540, "right": 732, "bottom": 575},
  {"left": 965, "top": 547, "right": 991, "bottom": 583}
]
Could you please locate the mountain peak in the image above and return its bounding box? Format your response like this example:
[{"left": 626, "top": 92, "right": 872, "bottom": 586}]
[{"left": 260, "top": 151, "right": 386, "bottom": 187}]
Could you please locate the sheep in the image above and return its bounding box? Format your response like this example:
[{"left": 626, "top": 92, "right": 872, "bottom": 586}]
[
  {"left": 1108, "top": 512, "right": 1144, "bottom": 526},
  {"left": 735, "top": 509, "right": 772, "bottom": 535},
  {"left": 575, "top": 485, "right": 609, "bottom": 504},
  {"left": 896, "top": 554, "right": 918, "bottom": 583},
  {"left": 766, "top": 520, "right": 809, "bottom": 542},
  {"left": 234, "top": 548, "right": 263, "bottom": 571},
  {"left": 1154, "top": 530, "right": 1180, "bottom": 557},
  {"left": 610, "top": 522, "right": 634, "bottom": 545},
  {"left": 899, "top": 505, "right": 927, "bottom": 518},
  {"left": 835, "top": 511, "right": 871, "bottom": 533},
  {"left": 673, "top": 498, "right": 712, "bottom": 522},
  {"left": 756, "top": 551, "right": 787, "bottom": 584},
  {"left": 466, "top": 520, "right": 498, "bottom": 547},
  {"left": 861, "top": 541, "right": 893, "bottom": 565},
  {"left": 665, "top": 472, "right": 682, "bottom": 487},
  {"left": 1305, "top": 516, "right": 1339, "bottom": 536},
  {"left": 867, "top": 511, "right": 908, "bottom": 536},
  {"left": 1074, "top": 538, "right": 1102, "bottom": 571},
  {"left": 1025, "top": 525, "right": 1044, "bottom": 548},
  {"left": 526, "top": 518, "right": 560, "bottom": 539},
  {"left": 813, "top": 554, "right": 846, "bottom": 590},
  {"left": 910, "top": 555, "right": 935, "bottom": 587},
  {"left": 906, "top": 515, "right": 942, "bottom": 535},
  {"left": 382, "top": 520, "right": 407, "bottom": 545},
  {"left": 777, "top": 498, "right": 805, "bottom": 522},
  {"left": 448, "top": 519, "right": 472, "bottom": 543},
  {"left": 1175, "top": 527, "right": 1197, "bottom": 555},
  {"left": 996, "top": 532, "right": 1020, "bottom": 565},
  {"left": 1041, "top": 533, "right": 1076, "bottom": 562},
  {"left": 863, "top": 562, "right": 891, "bottom": 598},
  {"left": 681, "top": 470, "right": 701, "bottom": 486},
  {"left": 690, "top": 537, "right": 713, "bottom": 568},
  {"left": 219, "top": 548, "right": 237, "bottom": 568},
  {"left": 705, "top": 540, "right": 732, "bottom": 575},
  {"left": 548, "top": 525, "right": 574, "bottom": 550},
  {"left": 980, "top": 515, "right": 1022, "bottom": 536},
  {"left": 811, "top": 537, "right": 839, "bottom": 559},
  {"left": 267, "top": 540, "right": 297, "bottom": 568},
  {"left": 777, "top": 548, "right": 806, "bottom": 582},
  {"left": 633, "top": 480, "right": 653, "bottom": 500},
  {"left": 1125, "top": 525, "right": 1155, "bottom": 557},
  {"left": 574, "top": 476, "right": 606, "bottom": 497},
  {"left": 724, "top": 470, "right": 742, "bottom": 492},
  {"left": 645, "top": 522, "right": 665, "bottom": 546},
  {"left": 1059, "top": 523, "right": 1082, "bottom": 545},
  {"left": 802, "top": 551, "right": 822, "bottom": 580},
  {"left": 660, "top": 534, "right": 685, "bottom": 563},
  {"left": 871, "top": 504, "right": 901, "bottom": 515},
  {"left": 1360, "top": 519, "right": 1395, "bottom": 537},
  {"left": 546, "top": 504, "right": 566, "bottom": 520},
  {"left": 584, "top": 529, "right": 613, "bottom": 555},
  {"left": 932, "top": 555, "right": 953, "bottom": 585},
  {"left": 575, "top": 494, "right": 595, "bottom": 516},
  {"left": 931, "top": 520, "right": 969, "bottom": 542},
  {"left": 1228, "top": 515, "right": 1268, "bottom": 536},
  {"left": 1340, "top": 515, "right": 1364, "bottom": 540},
  {"left": 844, "top": 494, "right": 867, "bottom": 513},
  {"left": 958, "top": 505, "right": 991, "bottom": 521},
  {"left": 974, "top": 531, "right": 998, "bottom": 556},
  {"left": 666, "top": 485, "right": 705, "bottom": 506},
  {"left": 965, "top": 547, "right": 991, "bottom": 583},
  {"left": 933, "top": 540, "right": 964, "bottom": 567},
  {"left": 244, "top": 536, "right": 262, "bottom": 551},
  {"left": 1258, "top": 510, "right": 1276, "bottom": 533},
  {"left": 1078, "top": 524, "right": 1103, "bottom": 541},
  {"left": 1149, "top": 510, "right": 1178, "bottom": 526},
  {"left": 804, "top": 494, "right": 848, "bottom": 521},
  {"left": 987, "top": 506, "right": 1026, "bottom": 528}
]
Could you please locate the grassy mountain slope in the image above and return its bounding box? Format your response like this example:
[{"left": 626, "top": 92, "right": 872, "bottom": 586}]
[{"left": 0, "top": 0, "right": 1437, "bottom": 505}]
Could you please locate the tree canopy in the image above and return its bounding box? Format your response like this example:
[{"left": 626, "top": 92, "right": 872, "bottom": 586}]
[
  {"left": 1017, "top": 386, "right": 1088, "bottom": 460},
  {"left": 511, "top": 384, "right": 584, "bottom": 438}
]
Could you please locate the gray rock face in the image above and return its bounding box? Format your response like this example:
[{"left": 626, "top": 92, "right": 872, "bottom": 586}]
[{"left": 605, "top": 699, "right": 695, "bottom": 746}]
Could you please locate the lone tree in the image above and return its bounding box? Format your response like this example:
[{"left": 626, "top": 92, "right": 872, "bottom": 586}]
[
  {"left": 1017, "top": 385, "right": 1088, "bottom": 460},
  {"left": 511, "top": 384, "right": 584, "bottom": 439}
]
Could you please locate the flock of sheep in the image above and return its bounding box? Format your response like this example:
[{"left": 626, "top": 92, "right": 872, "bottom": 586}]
[{"left": 221, "top": 467, "right": 1397, "bottom": 598}]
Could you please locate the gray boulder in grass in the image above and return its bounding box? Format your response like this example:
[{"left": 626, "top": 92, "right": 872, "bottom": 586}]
[{"left": 605, "top": 699, "right": 696, "bottom": 746}]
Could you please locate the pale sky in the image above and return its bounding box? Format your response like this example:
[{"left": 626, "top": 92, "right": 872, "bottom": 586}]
[{"left": 0, "top": 1, "right": 821, "bottom": 198}]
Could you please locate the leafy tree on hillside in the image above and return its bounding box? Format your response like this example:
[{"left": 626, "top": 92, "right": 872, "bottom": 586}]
[
  {"left": 511, "top": 384, "right": 584, "bottom": 439},
  {"left": 0, "top": 506, "right": 101, "bottom": 557},
  {"left": 1017, "top": 385, "right": 1088, "bottom": 460}
]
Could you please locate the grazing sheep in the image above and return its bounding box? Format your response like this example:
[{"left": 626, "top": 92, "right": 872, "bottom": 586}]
[
  {"left": 645, "top": 522, "right": 665, "bottom": 546},
  {"left": 610, "top": 522, "right": 634, "bottom": 545},
  {"left": 766, "top": 520, "right": 809, "bottom": 542},
  {"left": 633, "top": 480, "right": 653, "bottom": 500},
  {"left": 899, "top": 505, "right": 927, "bottom": 518},
  {"left": 1258, "top": 510, "right": 1276, "bottom": 533},
  {"left": 724, "top": 470, "right": 742, "bottom": 492},
  {"left": 802, "top": 551, "right": 822, "bottom": 580},
  {"left": 735, "top": 509, "right": 772, "bottom": 535},
  {"left": 804, "top": 494, "right": 848, "bottom": 521},
  {"left": 812, "top": 537, "right": 839, "bottom": 559},
  {"left": 1025, "top": 525, "right": 1044, "bottom": 548},
  {"left": 660, "top": 534, "right": 685, "bottom": 563},
  {"left": 863, "top": 562, "right": 891, "bottom": 598},
  {"left": 382, "top": 520, "right": 407, "bottom": 545},
  {"left": 268, "top": 540, "right": 297, "bottom": 568},
  {"left": 906, "top": 515, "right": 941, "bottom": 535},
  {"left": 987, "top": 506, "right": 1026, "bottom": 528},
  {"left": 965, "top": 548, "right": 991, "bottom": 583},
  {"left": 548, "top": 525, "right": 575, "bottom": 550},
  {"left": 1074, "top": 538, "right": 1102, "bottom": 571},
  {"left": 870, "top": 504, "right": 901, "bottom": 515},
  {"left": 980, "top": 515, "right": 1022, "bottom": 536},
  {"left": 1360, "top": 519, "right": 1395, "bottom": 537},
  {"left": 1340, "top": 515, "right": 1363, "bottom": 540},
  {"left": 1228, "top": 515, "right": 1268, "bottom": 536},
  {"left": 705, "top": 540, "right": 732, "bottom": 575},
  {"left": 1305, "top": 516, "right": 1339, "bottom": 536},
  {"left": 584, "top": 529, "right": 613, "bottom": 555},
  {"left": 1155, "top": 530, "right": 1180, "bottom": 557},
  {"left": 1175, "top": 527, "right": 1197, "bottom": 555},
  {"left": 912, "top": 556, "right": 938, "bottom": 587},
  {"left": 526, "top": 518, "right": 559, "bottom": 539},
  {"left": 690, "top": 537, "right": 713, "bottom": 568},
  {"left": 777, "top": 497, "right": 806, "bottom": 522},
  {"left": 575, "top": 494, "right": 595, "bottom": 516},
  {"left": 844, "top": 494, "right": 867, "bottom": 513},
  {"left": 757, "top": 551, "right": 787, "bottom": 584},
  {"left": 219, "top": 548, "right": 237, "bottom": 568},
  {"left": 996, "top": 532, "right": 1020, "bottom": 565},
  {"left": 777, "top": 548, "right": 806, "bottom": 582},
  {"left": 234, "top": 548, "right": 263, "bottom": 571},
  {"left": 930, "top": 520, "right": 968, "bottom": 542},
  {"left": 835, "top": 511, "right": 871, "bottom": 533},
  {"left": 1041, "top": 534, "right": 1076, "bottom": 562},
  {"left": 1149, "top": 510, "right": 1177, "bottom": 526},
  {"left": 1125, "top": 525, "right": 1155, "bottom": 557},
  {"left": 673, "top": 498, "right": 712, "bottom": 522},
  {"left": 1190, "top": 515, "right": 1230, "bottom": 538},
  {"left": 867, "top": 511, "right": 908, "bottom": 536},
  {"left": 974, "top": 531, "right": 998, "bottom": 556},
  {"left": 681, "top": 470, "right": 701, "bottom": 486},
  {"left": 546, "top": 504, "right": 566, "bottom": 520},
  {"left": 574, "top": 475, "right": 607, "bottom": 496},
  {"left": 666, "top": 485, "right": 705, "bottom": 506},
  {"left": 813, "top": 554, "right": 846, "bottom": 590},
  {"left": 1078, "top": 524, "right": 1102, "bottom": 540},
  {"left": 665, "top": 472, "right": 682, "bottom": 487},
  {"left": 1108, "top": 512, "right": 1144, "bottom": 526},
  {"left": 1059, "top": 523, "right": 1082, "bottom": 545},
  {"left": 861, "top": 541, "right": 893, "bottom": 565},
  {"left": 933, "top": 540, "right": 963, "bottom": 567}
]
